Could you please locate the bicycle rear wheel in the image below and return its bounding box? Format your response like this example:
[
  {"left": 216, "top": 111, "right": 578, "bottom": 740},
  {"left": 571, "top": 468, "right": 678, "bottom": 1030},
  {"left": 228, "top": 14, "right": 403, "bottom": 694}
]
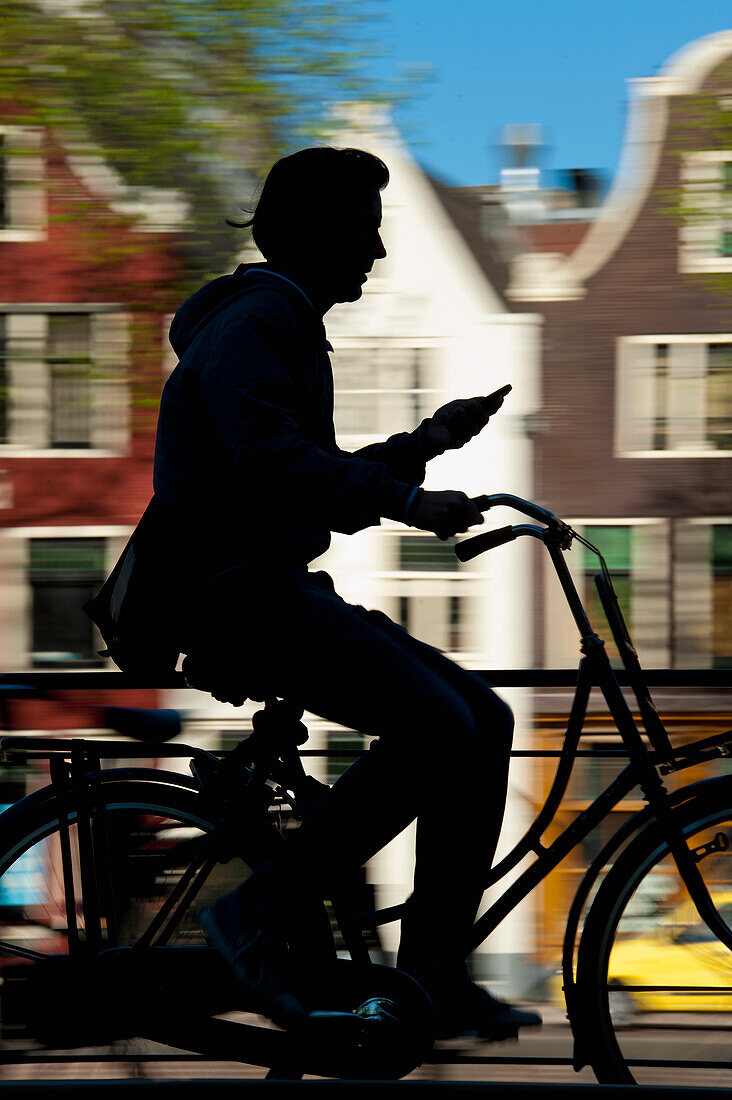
[
  {"left": 575, "top": 776, "right": 732, "bottom": 1088},
  {"left": 0, "top": 775, "right": 270, "bottom": 1049}
]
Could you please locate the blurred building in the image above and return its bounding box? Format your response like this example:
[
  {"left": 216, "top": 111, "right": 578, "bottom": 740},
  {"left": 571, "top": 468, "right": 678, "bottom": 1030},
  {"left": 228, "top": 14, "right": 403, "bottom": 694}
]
[
  {"left": 0, "top": 26, "right": 730, "bottom": 999},
  {"left": 282, "top": 104, "right": 543, "bottom": 988},
  {"left": 499, "top": 30, "right": 732, "bottom": 967},
  {"left": 0, "top": 122, "right": 181, "bottom": 747}
]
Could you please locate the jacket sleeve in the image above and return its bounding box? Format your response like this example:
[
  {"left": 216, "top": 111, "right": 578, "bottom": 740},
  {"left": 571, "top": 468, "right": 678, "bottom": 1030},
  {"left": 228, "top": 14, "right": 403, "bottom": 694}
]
[
  {"left": 198, "top": 313, "right": 417, "bottom": 534},
  {"left": 350, "top": 430, "right": 428, "bottom": 487}
]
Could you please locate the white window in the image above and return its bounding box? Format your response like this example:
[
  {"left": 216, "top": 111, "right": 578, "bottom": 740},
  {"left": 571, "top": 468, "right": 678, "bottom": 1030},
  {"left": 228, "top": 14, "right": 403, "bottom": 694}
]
[
  {"left": 544, "top": 520, "right": 670, "bottom": 669},
  {"left": 616, "top": 335, "right": 732, "bottom": 456},
  {"left": 0, "top": 309, "right": 129, "bottom": 454},
  {"left": 675, "top": 518, "right": 732, "bottom": 669},
  {"left": 374, "top": 532, "right": 473, "bottom": 659},
  {"left": 0, "top": 527, "right": 128, "bottom": 671},
  {"left": 679, "top": 152, "right": 732, "bottom": 274},
  {"left": 0, "top": 126, "right": 45, "bottom": 240},
  {"left": 332, "top": 341, "right": 441, "bottom": 441},
  {"left": 29, "top": 536, "right": 109, "bottom": 667}
]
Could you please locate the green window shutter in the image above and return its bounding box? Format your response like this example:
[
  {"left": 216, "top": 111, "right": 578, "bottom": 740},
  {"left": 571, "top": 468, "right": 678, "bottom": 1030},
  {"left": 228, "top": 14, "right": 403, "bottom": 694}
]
[{"left": 583, "top": 526, "right": 631, "bottom": 572}]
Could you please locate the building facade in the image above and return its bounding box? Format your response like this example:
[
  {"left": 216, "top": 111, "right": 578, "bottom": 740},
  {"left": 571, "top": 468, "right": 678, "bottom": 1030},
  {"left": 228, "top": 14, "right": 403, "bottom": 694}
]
[
  {"left": 0, "top": 122, "right": 180, "bottom": 737},
  {"left": 504, "top": 30, "right": 732, "bottom": 966}
]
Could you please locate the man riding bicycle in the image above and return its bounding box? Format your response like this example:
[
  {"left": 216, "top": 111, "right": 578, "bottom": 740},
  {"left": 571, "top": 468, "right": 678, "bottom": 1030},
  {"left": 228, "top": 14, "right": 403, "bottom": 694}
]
[{"left": 153, "top": 146, "right": 540, "bottom": 1039}]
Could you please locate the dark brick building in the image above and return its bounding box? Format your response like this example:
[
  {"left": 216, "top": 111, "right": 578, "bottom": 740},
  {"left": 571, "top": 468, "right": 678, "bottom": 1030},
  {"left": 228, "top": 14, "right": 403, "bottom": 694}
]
[{"left": 502, "top": 30, "right": 732, "bottom": 963}]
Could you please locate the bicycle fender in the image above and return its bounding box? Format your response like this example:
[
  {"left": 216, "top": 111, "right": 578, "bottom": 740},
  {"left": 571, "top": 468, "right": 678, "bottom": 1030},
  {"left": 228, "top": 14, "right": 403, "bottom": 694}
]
[{"left": 0, "top": 767, "right": 201, "bottom": 830}]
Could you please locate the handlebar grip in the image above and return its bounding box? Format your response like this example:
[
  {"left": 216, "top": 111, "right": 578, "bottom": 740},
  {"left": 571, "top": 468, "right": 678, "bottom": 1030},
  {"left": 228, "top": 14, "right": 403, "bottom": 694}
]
[{"left": 455, "top": 525, "right": 517, "bottom": 562}]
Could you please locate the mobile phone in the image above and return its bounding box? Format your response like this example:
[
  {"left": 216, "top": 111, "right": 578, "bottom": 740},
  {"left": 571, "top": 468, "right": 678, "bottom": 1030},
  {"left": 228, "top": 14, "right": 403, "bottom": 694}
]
[{"left": 480, "top": 383, "right": 512, "bottom": 414}]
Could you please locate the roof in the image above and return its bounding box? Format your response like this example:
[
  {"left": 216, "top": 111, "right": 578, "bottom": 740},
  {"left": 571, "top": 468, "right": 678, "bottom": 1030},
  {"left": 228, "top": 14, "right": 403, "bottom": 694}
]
[
  {"left": 423, "top": 174, "right": 513, "bottom": 305},
  {"left": 523, "top": 220, "right": 593, "bottom": 256}
]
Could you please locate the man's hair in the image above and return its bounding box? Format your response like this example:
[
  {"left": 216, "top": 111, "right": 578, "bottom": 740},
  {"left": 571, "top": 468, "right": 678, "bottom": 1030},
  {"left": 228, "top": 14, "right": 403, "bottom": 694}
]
[{"left": 233, "top": 146, "right": 389, "bottom": 262}]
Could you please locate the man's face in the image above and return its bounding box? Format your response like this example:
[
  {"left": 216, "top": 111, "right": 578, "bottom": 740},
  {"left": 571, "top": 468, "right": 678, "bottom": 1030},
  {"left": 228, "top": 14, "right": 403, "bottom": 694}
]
[{"left": 319, "top": 189, "right": 387, "bottom": 305}]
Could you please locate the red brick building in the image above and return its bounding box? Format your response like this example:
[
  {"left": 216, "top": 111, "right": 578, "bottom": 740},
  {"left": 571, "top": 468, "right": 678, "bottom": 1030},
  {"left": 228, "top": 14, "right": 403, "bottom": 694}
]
[{"left": 0, "top": 121, "right": 181, "bottom": 739}]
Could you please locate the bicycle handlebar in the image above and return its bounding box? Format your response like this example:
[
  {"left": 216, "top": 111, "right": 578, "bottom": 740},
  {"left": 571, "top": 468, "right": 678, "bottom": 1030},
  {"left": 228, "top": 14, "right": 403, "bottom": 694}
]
[
  {"left": 457, "top": 495, "right": 571, "bottom": 563},
  {"left": 455, "top": 525, "right": 516, "bottom": 561},
  {"left": 456, "top": 523, "right": 546, "bottom": 562},
  {"left": 471, "top": 493, "right": 561, "bottom": 527}
]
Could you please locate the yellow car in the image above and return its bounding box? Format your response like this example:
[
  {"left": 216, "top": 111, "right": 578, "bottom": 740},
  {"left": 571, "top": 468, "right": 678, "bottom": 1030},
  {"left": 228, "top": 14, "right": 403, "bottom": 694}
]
[
  {"left": 550, "top": 890, "right": 732, "bottom": 1018},
  {"left": 605, "top": 889, "right": 732, "bottom": 1014}
]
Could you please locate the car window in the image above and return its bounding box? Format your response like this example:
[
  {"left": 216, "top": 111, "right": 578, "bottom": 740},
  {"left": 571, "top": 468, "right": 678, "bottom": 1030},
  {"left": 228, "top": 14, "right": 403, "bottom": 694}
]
[{"left": 672, "top": 903, "right": 732, "bottom": 944}]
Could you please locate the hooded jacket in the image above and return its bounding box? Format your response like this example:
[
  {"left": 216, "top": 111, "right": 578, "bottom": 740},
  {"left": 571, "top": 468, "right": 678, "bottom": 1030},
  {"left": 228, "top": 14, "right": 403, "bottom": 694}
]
[{"left": 153, "top": 263, "right": 427, "bottom": 577}]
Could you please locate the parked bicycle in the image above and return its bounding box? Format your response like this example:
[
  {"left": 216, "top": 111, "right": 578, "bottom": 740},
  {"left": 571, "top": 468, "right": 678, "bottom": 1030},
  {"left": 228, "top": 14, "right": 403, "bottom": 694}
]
[{"left": 0, "top": 493, "right": 729, "bottom": 1085}]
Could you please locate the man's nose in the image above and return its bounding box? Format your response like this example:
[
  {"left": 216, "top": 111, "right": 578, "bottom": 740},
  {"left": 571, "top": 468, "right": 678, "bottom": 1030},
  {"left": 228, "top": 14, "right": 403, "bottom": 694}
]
[{"left": 374, "top": 232, "right": 386, "bottom": 260}]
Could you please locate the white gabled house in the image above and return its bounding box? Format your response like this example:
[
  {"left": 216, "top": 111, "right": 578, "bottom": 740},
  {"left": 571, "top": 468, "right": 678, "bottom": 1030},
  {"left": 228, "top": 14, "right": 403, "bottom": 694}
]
[{"left": 314, "top": 106, "right": 543, "bottom": 989}]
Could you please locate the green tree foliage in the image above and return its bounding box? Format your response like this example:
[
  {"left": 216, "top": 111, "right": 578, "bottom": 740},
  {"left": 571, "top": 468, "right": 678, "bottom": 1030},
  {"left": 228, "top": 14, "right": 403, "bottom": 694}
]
[
  {"left": 1, "top": 0, "right": 406, "bottom": 287},
  {"left": 663, "top": 70, "right": 732, "bottom": 301}
]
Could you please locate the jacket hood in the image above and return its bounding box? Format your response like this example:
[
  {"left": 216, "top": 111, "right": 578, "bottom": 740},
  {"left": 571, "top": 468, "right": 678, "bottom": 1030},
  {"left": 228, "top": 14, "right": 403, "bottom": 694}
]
[{"left": 169, "top": 263, "right": 310, "bottom": 357}]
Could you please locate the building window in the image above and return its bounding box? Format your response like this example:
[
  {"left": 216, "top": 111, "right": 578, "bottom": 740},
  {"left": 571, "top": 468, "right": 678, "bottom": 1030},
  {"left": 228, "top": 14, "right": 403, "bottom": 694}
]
[
  {"left": 0, "top": 314, "right": 8, "bottom": 445},
  {"left": 48, "top": 314, "right": 93, "bottom": 448},
  {"left": 707, "top": 344, "right": 732, "bottom": 451},
  {"left": 580, "top": 526, "right": 632, "bottom": 663},
  {"left": 616, "top": 336, "right": 732, "bottom": 456},
  {"left": 333, "top": 344, "right": 439, "bottom": 438},
  {"left": 394, "top": 534, "right": 466, "bottom": 654},
  {"left": 398, "top": 537, "right": 459, "bottom": 572},
  {"left": 679, "top": 151, "right": 732, "bottom": 274},
  {"left": 711, "top": 525, "right": 732, "bottom": 669},
  {"left": 0, "top": 126, "right": 44, "bottom": 238},
  {"left": 0, "top": 311, "right": 128, "bottom": 453},
  {"left": 29, "top": 538, "right": 107, "bottom": 667},
  {"left": 546, "top": 520, "right": 670, "bottom": 669},
  {"left": 0, "top": 133, "right": 6, "bottom": 230}
]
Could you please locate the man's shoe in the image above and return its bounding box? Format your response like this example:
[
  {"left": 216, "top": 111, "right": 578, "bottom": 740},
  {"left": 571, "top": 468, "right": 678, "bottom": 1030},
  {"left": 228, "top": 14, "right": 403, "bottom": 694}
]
[
  {"left": 434, "top": 982, "right": 542, "bottom": 1041},
  {"left": 199, "top": 891, "right": 306, "bottom": 1029}
]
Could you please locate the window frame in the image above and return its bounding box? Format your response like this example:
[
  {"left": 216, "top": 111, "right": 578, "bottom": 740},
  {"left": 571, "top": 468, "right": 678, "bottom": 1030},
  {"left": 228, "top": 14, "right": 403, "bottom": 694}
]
[
  {"left": 0, "top": 306, "right": 130, "bottom": 456},
  {"left": 0, "top": 527, "right": 129, "bottom": 671},
  {"left": 0, "top": 125, "right": 45, "bottom": 241},
  {"left": 372, "top": 529, "right": 484, "bottom": 660},
  {"left": 675, "top": 516, "right": 732, "bottom": 670},
  {"left": 679, "top": 150, "right": 732, "bottom": 275},
  {"left": 543, "top": 517, "right": 670, "bottom": 669},
  {"left": 615, "top": 333, "right": 732, "bottom": 458},
  {"left": 330, "top": 336, "right": 443, "bottom": 445}
]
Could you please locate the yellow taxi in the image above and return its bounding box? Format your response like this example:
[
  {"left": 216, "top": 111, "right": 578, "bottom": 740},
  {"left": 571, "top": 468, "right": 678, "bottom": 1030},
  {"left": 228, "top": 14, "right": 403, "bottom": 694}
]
[
  {"left": 550, "top": 890, "right": 732, "bottom": 1017},
  {"left": 605, "top": 889, "right": 732, "bottom": 1013}
]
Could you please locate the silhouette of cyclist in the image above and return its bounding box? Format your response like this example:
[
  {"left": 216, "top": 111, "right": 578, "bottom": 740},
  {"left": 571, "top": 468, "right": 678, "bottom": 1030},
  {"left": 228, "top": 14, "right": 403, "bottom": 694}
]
[{"left": 154, "top": 146, "right": 541, "bottom": 1039}]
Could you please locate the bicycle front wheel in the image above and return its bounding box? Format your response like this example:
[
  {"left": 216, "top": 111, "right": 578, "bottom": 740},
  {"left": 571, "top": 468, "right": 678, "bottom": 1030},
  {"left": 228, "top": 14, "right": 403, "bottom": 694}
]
[{"left": 575, "top": 776, "right": 732, "bottom": 1088}]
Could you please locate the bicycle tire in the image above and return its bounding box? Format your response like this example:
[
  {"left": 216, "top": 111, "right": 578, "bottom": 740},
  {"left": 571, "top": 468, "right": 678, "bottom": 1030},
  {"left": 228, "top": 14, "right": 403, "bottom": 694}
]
[{"left": 574, "top": 775, "right": 732, "bottom": 1087}]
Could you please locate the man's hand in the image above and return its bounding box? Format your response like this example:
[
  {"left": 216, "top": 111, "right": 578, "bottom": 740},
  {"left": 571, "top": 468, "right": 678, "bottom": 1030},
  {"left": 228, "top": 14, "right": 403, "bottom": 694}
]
[
  {"left": 420, "top": 395, "right": 502, "bottom": 460},
  {"left": 410, "top": 490, "right": 484, "bottom": 541}
]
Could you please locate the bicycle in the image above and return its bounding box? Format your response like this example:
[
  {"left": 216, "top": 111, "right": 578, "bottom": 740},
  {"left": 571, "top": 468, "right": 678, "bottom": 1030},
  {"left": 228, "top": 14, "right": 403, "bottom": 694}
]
[{"left": 0, "top": 493, "right": 727, "bottom": 1086}]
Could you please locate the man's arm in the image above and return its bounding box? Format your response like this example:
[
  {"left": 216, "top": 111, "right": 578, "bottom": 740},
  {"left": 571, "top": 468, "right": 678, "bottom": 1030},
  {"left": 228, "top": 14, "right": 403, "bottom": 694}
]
[
  {"left": 350, "top": 427, "right": 428, "bottom": 488},
  {"left": 200, "top": 314, "right": 418, "bottom": 533},
  {"left": 349, "top": 391, "right": 506, "bottom": 475}
]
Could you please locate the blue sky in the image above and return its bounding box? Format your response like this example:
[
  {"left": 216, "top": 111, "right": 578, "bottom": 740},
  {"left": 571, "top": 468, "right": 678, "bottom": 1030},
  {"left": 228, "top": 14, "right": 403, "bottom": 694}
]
[{"left": 364, "top": 1, "right": 732, "bottom": 187}]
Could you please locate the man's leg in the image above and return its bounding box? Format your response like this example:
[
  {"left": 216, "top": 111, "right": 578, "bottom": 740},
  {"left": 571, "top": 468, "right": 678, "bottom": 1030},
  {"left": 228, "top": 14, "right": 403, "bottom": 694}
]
[
  {"left": 285, "top": 604, "right": 514, "bottom": 998},
  {"left": 199, "top": 572, "right": 515, "bottom": 1021}
]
